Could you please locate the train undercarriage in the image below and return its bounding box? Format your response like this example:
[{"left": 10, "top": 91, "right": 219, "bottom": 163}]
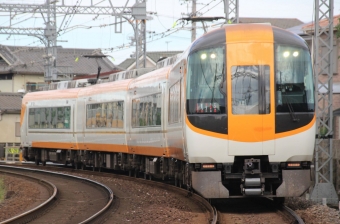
[{"left": 22, "top": 147, "right": 311, "bottom": 199}]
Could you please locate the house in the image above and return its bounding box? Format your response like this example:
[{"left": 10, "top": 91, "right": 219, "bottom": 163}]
[
  {"left": 0, "top": 45, "right": 120, "bottom": 93},
  {"left": 0, "top": 92, "right": 22, "bottom": 159}
]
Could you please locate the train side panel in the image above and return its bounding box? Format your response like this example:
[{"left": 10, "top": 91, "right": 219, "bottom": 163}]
[
  {"left": 165, "top": 59, "right": 187, "bottom": 160},
  {"left": 127, "top": 67, "right": 169, "bottom": 157}
]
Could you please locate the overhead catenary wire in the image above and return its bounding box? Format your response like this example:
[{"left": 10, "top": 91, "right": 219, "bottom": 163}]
[{"left": 0, "top": 0, "right": 227, "bottom": 64}]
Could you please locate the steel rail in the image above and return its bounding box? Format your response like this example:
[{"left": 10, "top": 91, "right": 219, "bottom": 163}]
[
  {"left": 1, "top": 163, "right": 215, "bottom": 223},
  {"left": 282, "top": 205, "right": 305, "bottom": 224},
  {"left": 264, "top": 197, "right": 305, "bottom": 224},
  {"left": 0, "top": 165, "right": 114, "bottom": 224},
  {"left": 0, "top": 169, "right": 57, "bottom": 224}
]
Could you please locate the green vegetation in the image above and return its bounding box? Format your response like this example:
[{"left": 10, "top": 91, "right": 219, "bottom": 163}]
[
  {"left": 336, "top": 18, "right": 340, "bottom": 39},
  {"left": 0, "top": 178, "right": 5, "bottom": 203}
]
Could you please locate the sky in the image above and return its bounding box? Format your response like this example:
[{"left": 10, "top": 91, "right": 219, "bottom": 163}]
[{"left": 0, "top": 0, "right": 340, "bottom": 66}]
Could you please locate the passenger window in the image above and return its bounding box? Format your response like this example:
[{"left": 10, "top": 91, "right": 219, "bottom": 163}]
[
  {"left": 132, "top": 93, "right": 162, "bottom": 128},
  {"left": 169, "top": 81, "right": 181, "bottom": 124},
  {"left": 28, "top": 106, "right": 71, "bottom": 129},
  {"left": 86, "top": 101, "right": 124, "bottom": 129}
]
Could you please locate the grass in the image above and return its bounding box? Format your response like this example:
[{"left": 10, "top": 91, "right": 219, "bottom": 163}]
[{"left": 0, "top": 178, "right": 5, "bottom": 203}]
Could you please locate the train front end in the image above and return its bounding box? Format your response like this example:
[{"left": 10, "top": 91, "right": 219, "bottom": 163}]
[{"left": 185, "top": 24, "right": 315, "bottom": 198}]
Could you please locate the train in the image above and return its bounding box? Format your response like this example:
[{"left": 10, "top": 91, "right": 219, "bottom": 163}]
[{"left": 20, "top": 23, "right": 315, "bottom": 200}]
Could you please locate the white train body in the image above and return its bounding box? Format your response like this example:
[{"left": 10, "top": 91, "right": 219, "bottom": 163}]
[{"left": 21, "top": 24, "right": 315, "bottom": 199}]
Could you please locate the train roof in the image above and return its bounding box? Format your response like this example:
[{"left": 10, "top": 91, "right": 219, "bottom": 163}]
[
  {"left": 78, "top": 79, "right": 132, "bottom": 97},
  {"left": 22, "top": 64, "right": 174, "bottom": 103},
  {"left": 129, "top": 66, "right": 171, "bottom": 89},
  {"left": 22, "top": 87, "right": 81, "bottom": 104}
]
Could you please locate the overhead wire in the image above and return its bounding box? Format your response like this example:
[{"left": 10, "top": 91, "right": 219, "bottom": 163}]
[{"left": 0, "top": 0, "right": 226, "bottom": 61}]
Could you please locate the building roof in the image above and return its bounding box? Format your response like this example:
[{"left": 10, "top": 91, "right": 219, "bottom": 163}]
[
  {"left": 118, "top": 58, "right": 135, "bottom": 70},
  {"left": 0, "top": 45, "right": 119, "bottom": 76},
  {"left": 302, "top": 14, "right": 340, "bottom": 33},
  {"left": 0, "top": 92, "right": 22, "bottom": 114},
  {"left": 239, "top": 17, "right": 304, "bottom": 29},
  {"left": 286, "top": 22, "right": 312, "bottom": 36},
  {"left": 118, "top": 51, "right": 183, "bottom": 70}
]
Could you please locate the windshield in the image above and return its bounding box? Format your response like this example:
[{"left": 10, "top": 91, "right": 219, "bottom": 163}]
[
  {"left": 186, "top": 46, "right": 226, "bottom": 114},
  {"left": 275, "top": 45, "right": 315, "bottom": 113}
]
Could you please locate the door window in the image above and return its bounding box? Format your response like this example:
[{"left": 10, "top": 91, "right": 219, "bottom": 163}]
[{"left": 231, "top": 65, "right": 270, "bottom": 115}]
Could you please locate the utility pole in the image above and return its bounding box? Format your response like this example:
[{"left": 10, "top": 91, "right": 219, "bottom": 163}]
[
  {"left": 44, "top": 0, "right": 57, "bottom": 82},
  {"left": 310, "top": 0, "right": 338, "bottom": 205},
  {"left": 224, "top": 0, "right": 239, "bottom": 24},
  {"left": 191, "top": 0, "right": 197, "bottom": 42},
  {"left": 0, "top": 0, "right": 148, "bottom": 81},
  {"left": 165, "top": 41, "right": 171, "bottom": 51}
]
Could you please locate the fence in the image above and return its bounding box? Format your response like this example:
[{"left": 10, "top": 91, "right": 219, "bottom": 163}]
[{"left": 1, "top": 143, "right": 21, "bottom": 162}]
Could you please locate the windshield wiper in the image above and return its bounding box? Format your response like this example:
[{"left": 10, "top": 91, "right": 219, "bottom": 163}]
[{"left": 283, "top": 93, "right": 299, "bottom": 122}]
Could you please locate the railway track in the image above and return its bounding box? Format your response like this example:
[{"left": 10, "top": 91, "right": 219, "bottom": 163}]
[
  {"left": 0, "top": 162, "right": 306, "bottom": 224},
  {"left": 0, "top": 163, "right": 215, "bottom": 223},
  {"left": 0, "top": 169, "right": 57, "bottom": 224},
  {"left": 0, "top": 164, "right": 114, "bottom": 224},
  {"left": 214, "top": 197, "right": 304, "bottom": 224}
]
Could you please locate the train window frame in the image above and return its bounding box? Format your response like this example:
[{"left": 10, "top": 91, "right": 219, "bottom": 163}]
[
  {"left": 27, "top": 106, "right": 71, "bottom": 130},
  {"left": 231, "top": 65, "right": 270, "bottom": 115},
  {"left": 274, "top": 44, "right": 315, "bottom": 113},
  {"left": 168, "top": 80, "right": 181, "bottom": 124},
  {"left": 131, "top": 92, "right": 162, "bottom": 128},
  {"left": 85, "top": 101, "right": 124, "bottom": 129},
  {"left": 186, "top": 45, "right": 226, "bottom": 115}
]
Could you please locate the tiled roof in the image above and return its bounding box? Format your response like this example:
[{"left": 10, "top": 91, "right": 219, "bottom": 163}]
[
  {"left": 302, "top": 14, "right": 340, "bottom": 32},
  {"left": 117, "top": 58, "right": 135, "bottom": 70},
  {"left": 0, "top": 92, "right": 22, "bottom": 113},
  {"left": 118, "top": 51, "right": 183, "bottom": 70},
  {"left": 0, "top": 45, "right": 118, "bottom": 76},
  {"left": 239, "top": 17, "right": 304, "bottom": 29}
]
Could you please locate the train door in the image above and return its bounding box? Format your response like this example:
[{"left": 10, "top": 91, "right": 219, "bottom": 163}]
[{"left": 226, "top": 27, "right": 275, "bottom": 156}]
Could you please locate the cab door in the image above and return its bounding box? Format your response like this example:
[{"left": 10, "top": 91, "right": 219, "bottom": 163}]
[{"left": 226, "top": 25, "right": 275, "bottom": 156}]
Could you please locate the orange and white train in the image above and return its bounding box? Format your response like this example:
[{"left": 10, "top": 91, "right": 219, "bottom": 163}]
[{"left": 21, "top": 24, "right": 315, "bottom": 200}]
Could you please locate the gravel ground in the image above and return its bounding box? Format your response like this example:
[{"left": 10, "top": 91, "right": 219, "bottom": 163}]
[
  {"left": 70, "top": 172, "right": 209, "bottom": 223},
  {"left": 0, "top": 171, "right": 209, "bottom": 223},
  {"left": 286, "top": 197, "right": 340, "bottom": 224},
  {"left": 0, "top": 174, "right": 49, "bottom": 221},
  {"left": 0, "top": 171, "right": 339, "bottom": 223}
]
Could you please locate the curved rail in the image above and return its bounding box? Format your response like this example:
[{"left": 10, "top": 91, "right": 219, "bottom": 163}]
[
  {"left": 264, "top": 197, "right": 304, "bottom": 224},
  {"left": 0, "top": 170, "right": 57, "bottom": 224},
  {"left": 0, "top": 165, "right": 114, "bottom": 224},
  {"left": 211, "top": 206, "right": 218, "bottom": 224},
  {"left": 282, "top": 205, "right": 305, "bottom": 224}
]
